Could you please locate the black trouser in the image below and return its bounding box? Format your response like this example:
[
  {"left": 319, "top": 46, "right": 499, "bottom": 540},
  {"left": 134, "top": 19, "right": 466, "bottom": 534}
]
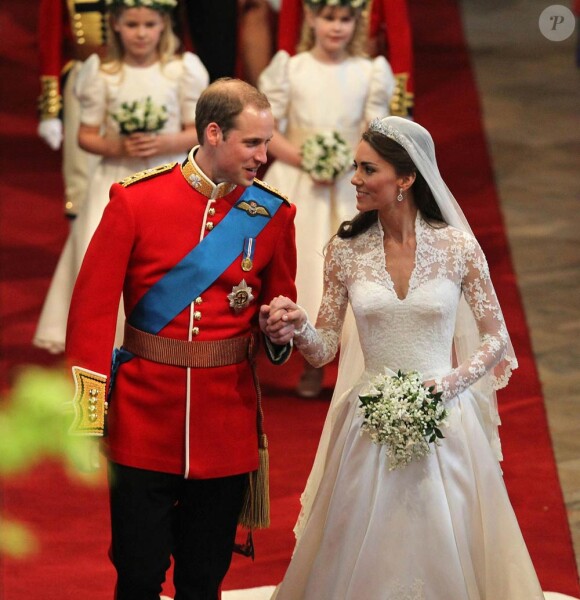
[{"left": 108, "top": 461, "right": 247, "bottom": 600}]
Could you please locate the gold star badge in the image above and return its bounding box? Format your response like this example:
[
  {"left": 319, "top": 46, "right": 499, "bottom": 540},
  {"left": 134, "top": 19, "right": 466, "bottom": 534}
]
[{"left": 228, "top": 279, "right": 254, "bottom": 313}]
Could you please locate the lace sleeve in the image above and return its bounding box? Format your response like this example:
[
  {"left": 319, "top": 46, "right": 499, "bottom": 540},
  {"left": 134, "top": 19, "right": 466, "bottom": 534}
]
[
  {"left": 438, "top": 236, "right": 511, "bottom": 400},
  {"left": 294, "top": 238, "right": 349, "bottom": 367}
]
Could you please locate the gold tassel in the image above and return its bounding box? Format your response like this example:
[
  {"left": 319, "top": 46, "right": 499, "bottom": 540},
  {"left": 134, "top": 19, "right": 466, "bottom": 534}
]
[{"left": 238, "top": 433, "right": 270, "bottom": 529}]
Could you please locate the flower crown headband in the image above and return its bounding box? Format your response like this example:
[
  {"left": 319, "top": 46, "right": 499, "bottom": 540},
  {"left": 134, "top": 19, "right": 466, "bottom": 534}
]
[
  {"left": 304, "top": 0, "right": 369, "bottom": 10},
  {"left": 105, "top": 0, "right": 177, "bottom": 11}
]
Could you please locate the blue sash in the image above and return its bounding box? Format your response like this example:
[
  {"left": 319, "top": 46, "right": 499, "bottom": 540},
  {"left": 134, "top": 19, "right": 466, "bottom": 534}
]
[
  {"left": 129, "top": 185, "right": 283, "bottom": 333},
  {"left": 110, "top": 184, "right": 285, "bottom": 385}
]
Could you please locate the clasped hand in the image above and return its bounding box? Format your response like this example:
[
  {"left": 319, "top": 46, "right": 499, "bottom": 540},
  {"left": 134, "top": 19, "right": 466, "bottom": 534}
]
[
  {"left": 122, "top": 132, "right": 165, "bottom": 158},
  {"left": 259, "top": 295, "right": 307, "bottom": 345}
]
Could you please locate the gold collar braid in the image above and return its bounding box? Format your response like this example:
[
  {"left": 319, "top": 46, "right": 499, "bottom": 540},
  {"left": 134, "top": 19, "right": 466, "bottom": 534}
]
[{"left": 180, "top": 147, "right": 237, "bottom": 200}]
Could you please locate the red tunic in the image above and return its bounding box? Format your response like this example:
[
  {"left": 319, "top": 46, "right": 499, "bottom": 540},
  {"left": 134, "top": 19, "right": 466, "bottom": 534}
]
[
  {"left": 66, "top": 161, "right": 297, "bottom": 479},
  {"left": 38, "top": 0, "right": 107, "bottom": 102}
]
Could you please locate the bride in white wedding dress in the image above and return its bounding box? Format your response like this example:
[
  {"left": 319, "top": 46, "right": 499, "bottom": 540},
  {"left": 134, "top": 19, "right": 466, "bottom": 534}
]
[{"left": 256, "top": 116, "right": 545, "bottom": 600}]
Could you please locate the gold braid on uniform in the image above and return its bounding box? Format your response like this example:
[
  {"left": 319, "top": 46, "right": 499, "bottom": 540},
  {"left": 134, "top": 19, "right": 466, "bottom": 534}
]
[
  {"left": 68, "top": 367, "right": 108, "bottom": 436},
  {"left": 38, "top": 76, "right": 62, "bottom": 120},
  {"left": 389, "top": 73, "right": 414, "bottom": 118}
]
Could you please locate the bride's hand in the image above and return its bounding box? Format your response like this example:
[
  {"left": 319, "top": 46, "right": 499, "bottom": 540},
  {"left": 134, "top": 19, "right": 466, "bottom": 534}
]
[
  {"left": 271, "top": 296, "right": 306, "bottom": 329},
  {"left": 423, "top": 379, "right": 437, "bottom": 392},
  {"left": 262, "top": 296, "right": 306, "bottom": 345},
  {"left": 259, "top": 296, "right": 294, "bottom": 345}
]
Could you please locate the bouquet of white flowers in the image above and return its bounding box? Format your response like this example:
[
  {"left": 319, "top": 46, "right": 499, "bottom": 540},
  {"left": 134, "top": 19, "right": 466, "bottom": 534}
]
[
  {"left": 300, "top": 131, "right": 353, "bottom": 183},
  {"left": 358, "top": 369, "right": 448, "bottom": 470},
  {"left": 111, "top": 96, "right": 168, "bottom": 134}
]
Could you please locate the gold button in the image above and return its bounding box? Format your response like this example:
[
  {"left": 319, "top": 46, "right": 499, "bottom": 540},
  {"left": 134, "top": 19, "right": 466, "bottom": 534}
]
[
  {"left": 208, "top": 207, "right": 216, "bottom": 216},
  {"left": 194, "top": 311, "right": 202, "bottom": 321},
  {"left": 195, "top": 297, "right": 202, "bottom": 304},
  {"left": 205, "top": 222, "right": 214, "bottom": 231},
  {"left": 191, "top": 327, "right": 200, "bottom": 336},
  {"left": 65, "top": 201, "right": 73, "bottom": 209}
]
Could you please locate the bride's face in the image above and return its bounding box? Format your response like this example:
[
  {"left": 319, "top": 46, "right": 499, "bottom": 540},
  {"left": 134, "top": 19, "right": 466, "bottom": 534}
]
[{"left": 351, "top": 141, "right": 403, "bottom": 213}]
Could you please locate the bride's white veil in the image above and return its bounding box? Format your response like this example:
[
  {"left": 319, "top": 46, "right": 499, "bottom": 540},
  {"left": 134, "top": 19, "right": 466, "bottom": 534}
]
[{"left": 294, "top": 116, "right": 517, "bottom": 541}]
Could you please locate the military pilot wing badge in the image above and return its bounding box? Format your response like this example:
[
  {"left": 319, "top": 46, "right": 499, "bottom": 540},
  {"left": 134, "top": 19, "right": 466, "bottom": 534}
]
[{"left": 235, "top": 200, "right": 271, "bottom": 218}]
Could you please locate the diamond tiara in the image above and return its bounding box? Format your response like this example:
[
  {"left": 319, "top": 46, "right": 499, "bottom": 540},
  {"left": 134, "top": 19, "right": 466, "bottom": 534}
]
[{"left": 368, "top": 118, "right": 410, "bottom": 151}]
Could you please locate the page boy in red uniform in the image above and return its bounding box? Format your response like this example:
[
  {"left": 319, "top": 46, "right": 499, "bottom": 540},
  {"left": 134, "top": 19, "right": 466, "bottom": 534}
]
[{"left": 37, "top": 0, "right": 108, "bottom": 216}]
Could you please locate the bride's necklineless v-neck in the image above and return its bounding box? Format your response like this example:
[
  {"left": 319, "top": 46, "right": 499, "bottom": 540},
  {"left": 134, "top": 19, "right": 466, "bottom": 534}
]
[{"left": 378, "top": 215, "right": 421, "bottom": 302}]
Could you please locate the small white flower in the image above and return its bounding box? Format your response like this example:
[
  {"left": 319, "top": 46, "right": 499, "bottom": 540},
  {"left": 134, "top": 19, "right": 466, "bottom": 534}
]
[
  {"left": 300, "top": 130, "right": 353, "bottom": 183},
  {"left": 358, "top": 369, "right": 448, "bottom": 470},
  {"left": 111, "top": 96, "right": 168, "bottom": 135}
]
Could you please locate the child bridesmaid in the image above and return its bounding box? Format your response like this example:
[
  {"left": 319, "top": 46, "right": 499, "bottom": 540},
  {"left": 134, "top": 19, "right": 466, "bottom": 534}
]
[
  {"left": 34, "top": 0, "right": 208, "bottom": 353},
  {"left": 258, "top": 0, "right": 394, "bottom": 396}
]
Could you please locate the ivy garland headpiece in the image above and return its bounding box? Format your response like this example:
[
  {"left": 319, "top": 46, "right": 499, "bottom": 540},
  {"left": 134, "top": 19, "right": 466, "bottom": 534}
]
[
  {"left": 105, "top": 0, "right": 177, "bottom": 11},
  {"left": 304, "top": 0, "right": 369, "bottom": 9}
]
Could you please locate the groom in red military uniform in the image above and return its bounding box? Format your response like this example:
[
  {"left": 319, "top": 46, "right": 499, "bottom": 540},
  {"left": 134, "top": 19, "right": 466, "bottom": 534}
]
[{"left": 65, "top": 78, "right": 297, "bottom": 599}]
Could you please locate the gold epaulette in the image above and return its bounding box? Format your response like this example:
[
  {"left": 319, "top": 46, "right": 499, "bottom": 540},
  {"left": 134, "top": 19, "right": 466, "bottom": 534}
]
[
  {"left": 38, "top": 76, "right": 62, "bottom": 120},
  {"left": 253, "top": 178, "right": 290, "bottom": 205},
  {"left": 119, "top": 162, "right": 177, "bottom": 187},
  {"left": 69, "top": 367, "right": 108, "bottom": 436},
  {"left": 389, "top": 73, "right": 414, "bottom": 118}
]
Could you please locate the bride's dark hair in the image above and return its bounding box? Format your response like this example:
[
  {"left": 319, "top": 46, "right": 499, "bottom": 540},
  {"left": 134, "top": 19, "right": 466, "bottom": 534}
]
[{"left": 337, "top": 130, "right": 446, "bottom": 239}]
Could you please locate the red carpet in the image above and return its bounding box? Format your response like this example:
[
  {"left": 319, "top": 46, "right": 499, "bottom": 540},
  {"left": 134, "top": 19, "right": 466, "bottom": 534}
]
[{"left": 1, "top": 0, "right": 579, "bottom": 598}]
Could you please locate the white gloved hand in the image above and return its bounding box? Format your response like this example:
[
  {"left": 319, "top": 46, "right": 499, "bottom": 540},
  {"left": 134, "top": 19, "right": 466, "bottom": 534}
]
[{"left": 38, "top": 118, "right": 63, "bottom": 150}]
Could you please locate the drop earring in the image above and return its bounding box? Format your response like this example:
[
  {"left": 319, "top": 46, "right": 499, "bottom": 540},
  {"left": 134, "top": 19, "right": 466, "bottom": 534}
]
[{"left": 397, "top": 187, "right": 404, "bottom": 202}]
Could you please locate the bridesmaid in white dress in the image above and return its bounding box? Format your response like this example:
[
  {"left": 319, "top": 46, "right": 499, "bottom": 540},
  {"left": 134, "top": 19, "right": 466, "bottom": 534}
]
[
  {"left": 262, "top": 116, "right": 544, "bottom": 599},
  {"left": 258, "top": 0, "right": 394, "bottom": 396},
  {"left": 33, "top": 0, "right": 208, "bottom": 353}
]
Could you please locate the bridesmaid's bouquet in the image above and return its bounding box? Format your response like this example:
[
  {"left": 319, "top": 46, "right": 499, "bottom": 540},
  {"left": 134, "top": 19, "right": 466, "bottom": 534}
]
[
  {"left": 300, "top": 131, "right": 353, "bottom": 183},
  {"left": 111, "top": 96, "right": 168, "bottom": 134},
  {"left": 358, "top": 369, "right": 448, "bottom": 470}
]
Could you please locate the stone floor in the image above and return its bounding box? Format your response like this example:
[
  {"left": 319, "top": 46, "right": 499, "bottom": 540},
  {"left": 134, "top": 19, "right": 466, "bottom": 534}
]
[{"left": 461, "top": 0, "right": 580, "bottom": 573}]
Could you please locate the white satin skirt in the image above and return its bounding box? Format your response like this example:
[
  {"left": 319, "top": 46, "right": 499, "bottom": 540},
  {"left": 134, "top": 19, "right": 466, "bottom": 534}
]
[{"left": 270, "top": 386, "right": 544, "bottom": 600}]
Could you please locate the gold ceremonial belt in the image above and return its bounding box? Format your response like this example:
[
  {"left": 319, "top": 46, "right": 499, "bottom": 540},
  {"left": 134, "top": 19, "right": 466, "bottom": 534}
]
[{"left": 123, "top": 323, "right": 255, "bottom": 368}]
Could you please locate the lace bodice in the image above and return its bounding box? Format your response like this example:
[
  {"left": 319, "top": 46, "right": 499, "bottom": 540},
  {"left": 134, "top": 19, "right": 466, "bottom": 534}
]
[{"left": 295, "top": 215, "right": 513, "bottom": 400}]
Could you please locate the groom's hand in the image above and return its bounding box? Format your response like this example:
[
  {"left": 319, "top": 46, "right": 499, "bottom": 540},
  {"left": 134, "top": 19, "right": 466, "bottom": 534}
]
[{"left": 259, "top": 296, "right": 295, "bottom": 345}]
